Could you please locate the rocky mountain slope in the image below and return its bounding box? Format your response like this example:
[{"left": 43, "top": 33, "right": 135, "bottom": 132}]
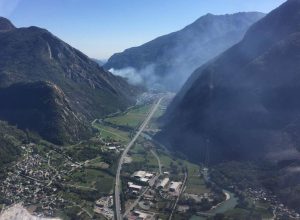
[
  {"left": 0, "top": 18, "right": 139, "bottom": 118},
  {"left": 0, "top": 17, "right": 15, "bottom": 32},
  {"left": 0, "top": 17, "right": 139, "bottom": 144},
  {"left": 104, "top": 12, "right": 264, "bottom": 91},
  {"left": 0, "top": 81, "right": 91, "bottom": 144},
  {"left": 159, "top": 0, "right": 300, "bottom": 164}
]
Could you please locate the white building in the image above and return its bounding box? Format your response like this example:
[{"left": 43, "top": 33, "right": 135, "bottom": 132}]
[
  {"left": 133, "top": 210, "right": 149, "bottom": 220},
  {"left": 132, "top": 171, "right": 153, "bottom": 181},
  {"left": 169, "top": 181, "right": 182, "bottom": 192},
  {"left": 128, "top": 182, "right": 142, "bottom": 191},
  {"left": 157, "top": 177, "right": 169, "bottom": 189}
]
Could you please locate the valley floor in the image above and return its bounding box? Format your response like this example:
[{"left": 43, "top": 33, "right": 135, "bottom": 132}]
[{"left": 0, "top": 92, "right": 299, "bottom": 220}]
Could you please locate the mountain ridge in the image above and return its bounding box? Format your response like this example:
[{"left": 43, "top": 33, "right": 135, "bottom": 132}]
[
  {"left": 0, "top": 17, "right": 15, "bottom": 32},
  {"left": 0, "top": 18, "right": 140, "bottom": 144},
  {"left": 104, "top": 12, "right": 265, "bottom": 91},
  {"left": 158, "top": 0, "right": 300, "bottom": 163},
  {"left": 0, "top": 81, "right": 91, "bottom": 145}
]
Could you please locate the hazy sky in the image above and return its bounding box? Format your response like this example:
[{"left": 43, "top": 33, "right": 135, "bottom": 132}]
[{"left": 1, "top": 0, "right": 286, "bottom": 59}]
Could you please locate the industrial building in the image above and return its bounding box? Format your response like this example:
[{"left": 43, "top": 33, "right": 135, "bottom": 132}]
[
  {"left": 169, "top": 181, "right": 182, "bottom": 192},
  {"left": 157, "top": 177, "right": 169, "bottom": 189},
  {"left": 128, "top": 182, "right": 142, "bottom": 191},
  {"left": 132, "top": 171, "right": 154, "bottom": 183}
]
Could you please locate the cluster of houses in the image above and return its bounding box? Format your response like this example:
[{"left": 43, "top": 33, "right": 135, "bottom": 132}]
[
  {"left": 127, "top": 210, "right": 156, "bottom": 220},
  {"left": 183, "top": 192, "right": 215, "bottom": 204},
  {"left": 0, "top": 152, "right": 70, "bottom": 217},
  {"left": 103, "top": 140, "right": 124, "bottom": 153},
  {"left": 244, "top": 187, "right": 300, "bottom": 219},
  {"left": 94, "top": 195, "right": 114, "bottom": 219},
  {"left": 17, "top": 154, "right": 62, "bottom": 182}
]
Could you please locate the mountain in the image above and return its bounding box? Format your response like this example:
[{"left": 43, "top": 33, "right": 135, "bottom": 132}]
[
  {"left": 91, "top": 58, "right": 106, "bottom": 66},
  {"left": 0, "top": 17, "right": 15, "bottom": 32},
  {"left": 158, "top": 0, "right": 300, "bottom": 164},
  {"left": 0, "top": 121, "right": 27, "bottom": 167},
  {"left": 104, "top": 12, "right": 265, "bottom": 91},
  {"left": 0, "top": 19, "right": 139, "bottom": 118},
  {"left": 0, "top": 18, "right": 140, "bottom": 144},
  {"left": 0, "top": 81, "right": 91, "bottom": 145}
]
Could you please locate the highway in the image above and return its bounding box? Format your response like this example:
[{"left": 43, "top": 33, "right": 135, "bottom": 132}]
[{"left": 114, "top": 97, "right": 163, "bottom": 220}]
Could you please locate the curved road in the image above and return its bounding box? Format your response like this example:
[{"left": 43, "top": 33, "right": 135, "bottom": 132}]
[{"left": 114, "top": 97, "right": 163, "bottom": 220}]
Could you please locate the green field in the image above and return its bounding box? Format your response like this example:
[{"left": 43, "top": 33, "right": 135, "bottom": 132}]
[
  {"left": 127, "top": 141, "right": 209, "bottom": 195},
  {"left": 157, "top": 152, "right": 210, "bottom": 194},
  {"left": 254, "top": 201, "right": 273, "bottom": 218},
  {"left": 104, "top": 104, "right": 152, "bottom": 128},
  {"left": 125, "top": 141, "right": 160, "bottom": 172},
  {"left": 67, "top": 168, "right": 114, "bottom": 193},
  {"left": 93, "top": 123, "right": 130, "bottom": 143},
  {"left": 183, "top": 161, "right": 210, "bottom": 194},
  {"left": 186, "top": 176, "right": 210, "bottom": 194},
  {"left": 224, "top": 205, "right": 273, "bottom": 220}
]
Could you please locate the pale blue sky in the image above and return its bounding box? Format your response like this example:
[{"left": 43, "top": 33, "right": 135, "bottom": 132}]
[{"left": 1, "top": 0, "right": 286, "bottom": 59}]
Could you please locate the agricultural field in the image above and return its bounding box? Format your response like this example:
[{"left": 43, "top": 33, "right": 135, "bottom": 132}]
[
  {"left": 66, "top": 168, "right": 114, "bottom": 194},
  {"left": 92, "top": 122, "right": 130, "bottom": 143},
  {"left": 104, "top": 104, "right": 152, "bottom": 129},
  {"left": 124, "top": 139, "right": 160, "bottom": 173}
]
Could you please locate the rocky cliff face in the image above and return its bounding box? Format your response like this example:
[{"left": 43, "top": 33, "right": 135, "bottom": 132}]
[
  {"left": 0, "top": 21, "right": 140, "bottom": 119},
  {"left": 0, "top": 18, "right": 140, "bottom": 144},
  {"left": 0, "top": 81, "right": 91, "bottom": 145}
]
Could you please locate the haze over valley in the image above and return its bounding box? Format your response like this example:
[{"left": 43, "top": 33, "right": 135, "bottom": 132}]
[{"left": 1, "top": 1, "right": 300, "bottom": 220}]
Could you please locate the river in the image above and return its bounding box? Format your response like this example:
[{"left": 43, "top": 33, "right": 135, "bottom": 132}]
[{"left": 190, "top": 190, "right": 238, "bottom": 220}]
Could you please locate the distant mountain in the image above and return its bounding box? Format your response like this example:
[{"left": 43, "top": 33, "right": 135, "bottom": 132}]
[
  {"left": 158, "top": 0, "right": 300, "bottom": 164},
  {"left": 104, "top": 12, "right": 265, "bottom": 91},
  {"left": 92, "top": 58, "right": 106, "bottom": 66},
  {"left": 0, "top": 81, "right": 91, "bottom": 145},
  {"left": 0, "top": 18, "right": 140, "bottom": 144}
]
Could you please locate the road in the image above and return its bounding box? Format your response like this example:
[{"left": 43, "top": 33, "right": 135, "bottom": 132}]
[
  {"left": 150, "top": 149, "right": 162, "bottom": 175},
  {"left": 123, "top": 186, "right": 150, "bottom": 217},
  {"left": 123, "top": 149, "right": 162, "bottom": 217},
  {"left": 114, "top": 97, "right": 163, "bottom": 220},
  {"left": 168, "top": 171, "right": 188, "bottom": 220}
]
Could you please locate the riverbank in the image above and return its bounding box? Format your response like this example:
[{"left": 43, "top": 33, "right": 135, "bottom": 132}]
[
  {"left": 209, "top": 190, "right": 231, "bottom": 211},
  {"left": 190, "top": 190, "right": 238, "bottom": 220}
]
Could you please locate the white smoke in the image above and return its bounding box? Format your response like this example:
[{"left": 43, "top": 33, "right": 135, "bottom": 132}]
[
  {"left": 109, "top": 67, "right": 143, "bottom": 85},
  {"left": 109, "top": 64, "right": 163, "bottom": 89}
]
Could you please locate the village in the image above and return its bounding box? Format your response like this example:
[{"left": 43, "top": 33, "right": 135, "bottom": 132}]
[
  {"left": 2, "top": 95, "right": 297, "bottom": 220},
  {"left": 0, "top": 136, "right": 124, "bottom": 219},
  {"left": 244, "top": 187, "right": 300, "bottom": 219},
  {"left": 0, "top": 144, "right": 70, "bottom": 218}
]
